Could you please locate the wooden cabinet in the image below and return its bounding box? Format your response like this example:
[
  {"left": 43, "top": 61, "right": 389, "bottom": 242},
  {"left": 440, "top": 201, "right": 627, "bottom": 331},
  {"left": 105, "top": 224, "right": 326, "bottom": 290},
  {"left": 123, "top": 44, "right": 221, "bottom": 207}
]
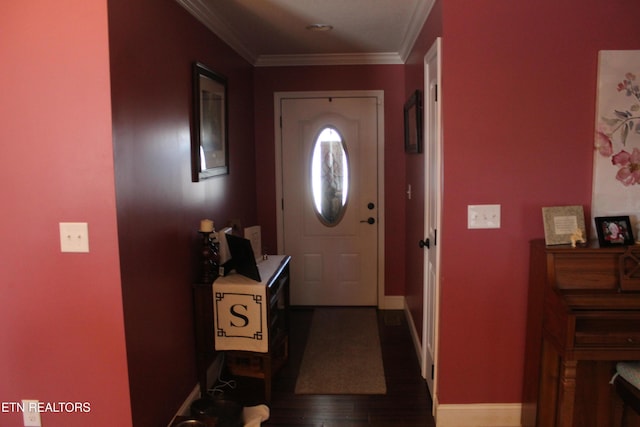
[
  {"left": 193, "top": 255, "right": 290, "bottom": 403},
  {"left": 523, "top": 240, "right": 640, "bottom": 427}
]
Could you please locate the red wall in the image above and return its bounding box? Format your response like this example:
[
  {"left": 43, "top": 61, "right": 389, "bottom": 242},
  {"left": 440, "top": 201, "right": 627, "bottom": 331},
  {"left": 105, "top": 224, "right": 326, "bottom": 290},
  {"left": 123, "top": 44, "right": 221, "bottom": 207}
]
[
  {"left": 427, "top": 0, "right": 640, "bottom": 405},
  {"left": 108, "top": 0, "right": 256, "bottom": 425},
  {"left": 403, "top": 0, "right": 444, "bottom": 344},
  {"left": 6, "top": 2, "right": 640, "bottom": 424},
  {"left": 0, "top": 1, "right": 132, "bottom": 426},
  {"left": 253, "top": 65, "right": 407, "bottom": 296}
]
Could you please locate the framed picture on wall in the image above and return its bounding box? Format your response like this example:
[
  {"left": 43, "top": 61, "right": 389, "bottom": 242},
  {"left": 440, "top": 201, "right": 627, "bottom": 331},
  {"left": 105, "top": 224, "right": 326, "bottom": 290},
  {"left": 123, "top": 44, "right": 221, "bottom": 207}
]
[
  {"left": 594, "top": 216, "right": 635, "bottom": 246},
  {"left": 591, "top": 51, "right": 640, "bottom": 228},
  {"left": 404, "top": 89, "right": 423, "bottom": 154},
  {"left": 191, "top": 62, "right": 229, "bottom": 181}
]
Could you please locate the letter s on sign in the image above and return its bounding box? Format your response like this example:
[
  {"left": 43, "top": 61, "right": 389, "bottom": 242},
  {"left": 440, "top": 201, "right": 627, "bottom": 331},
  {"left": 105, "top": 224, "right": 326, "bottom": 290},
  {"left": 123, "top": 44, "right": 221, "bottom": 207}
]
[{"left": 229, "top": 304, "right": 249, "bottom": 327}]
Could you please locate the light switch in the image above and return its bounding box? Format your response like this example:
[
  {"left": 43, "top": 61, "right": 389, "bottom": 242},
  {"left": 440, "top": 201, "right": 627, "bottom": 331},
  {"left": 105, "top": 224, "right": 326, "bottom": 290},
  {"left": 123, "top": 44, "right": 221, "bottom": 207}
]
[
  {"left": 59, "top": 222, "right": 89, "bottom": 253},
  {"left": 468, "top": 205, "right": 501, "bottom": 229},
  {"left": 22, "top": 400, "right": 41, "bottom": 427}
]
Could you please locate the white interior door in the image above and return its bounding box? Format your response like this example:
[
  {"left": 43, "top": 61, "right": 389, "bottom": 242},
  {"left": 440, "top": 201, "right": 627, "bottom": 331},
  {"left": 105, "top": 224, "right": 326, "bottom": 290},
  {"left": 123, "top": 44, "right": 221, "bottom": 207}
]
[
  {"left": 279, "top": 94, "right": 380, "bottom": 306},
  {"left": 422, "top": 38, "right": 442, "bottom": 397}
]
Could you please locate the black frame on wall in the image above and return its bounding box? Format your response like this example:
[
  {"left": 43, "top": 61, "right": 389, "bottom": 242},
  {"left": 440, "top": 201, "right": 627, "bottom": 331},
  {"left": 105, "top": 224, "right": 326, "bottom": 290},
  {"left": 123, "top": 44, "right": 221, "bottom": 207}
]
[
  {"left": 404, "top": 89, "right": 423, "bottom": 154},
  {"left": 191, "top": 62, "right": 229, "bottom": 181}
]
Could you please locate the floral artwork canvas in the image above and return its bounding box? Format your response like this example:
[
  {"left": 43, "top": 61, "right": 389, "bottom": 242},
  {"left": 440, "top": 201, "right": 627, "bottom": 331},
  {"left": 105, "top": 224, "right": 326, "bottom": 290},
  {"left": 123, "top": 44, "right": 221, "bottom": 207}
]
[{"left": 592, "top": 50, "right": 640, "bottom": 241}]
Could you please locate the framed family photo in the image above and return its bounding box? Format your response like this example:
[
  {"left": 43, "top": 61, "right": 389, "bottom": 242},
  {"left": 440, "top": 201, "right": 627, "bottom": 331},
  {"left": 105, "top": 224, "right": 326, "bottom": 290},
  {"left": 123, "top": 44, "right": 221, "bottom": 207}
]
[{"left": 594, "top": 216, "right": 635, "bottom": 246}]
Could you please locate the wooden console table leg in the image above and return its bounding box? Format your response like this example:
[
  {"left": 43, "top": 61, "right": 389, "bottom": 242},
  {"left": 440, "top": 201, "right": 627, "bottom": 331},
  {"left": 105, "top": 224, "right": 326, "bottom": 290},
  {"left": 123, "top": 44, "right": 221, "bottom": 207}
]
[
  {"left": 537, "top": 337, "right": 560, "bottom": 427},
  {"left": 264, "top": 354, "right": 272, "bottom": 403},
  {"left": 556, "top": 359, "right": 577, "bottom": 427}
]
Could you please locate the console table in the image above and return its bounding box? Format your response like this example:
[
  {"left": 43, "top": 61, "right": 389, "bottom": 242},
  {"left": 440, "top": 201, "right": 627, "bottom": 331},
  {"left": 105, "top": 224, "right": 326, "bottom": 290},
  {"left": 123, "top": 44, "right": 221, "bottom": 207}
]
[
  {"left": 193, "top": 255, "right": 290, "bottom": 403},
  {"left": 522, "top": 240, "right": 640, "bottom": 427}
]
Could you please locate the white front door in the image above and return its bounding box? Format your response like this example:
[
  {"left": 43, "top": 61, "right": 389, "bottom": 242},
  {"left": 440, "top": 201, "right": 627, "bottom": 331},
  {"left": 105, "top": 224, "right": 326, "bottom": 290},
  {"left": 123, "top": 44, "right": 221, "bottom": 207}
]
[
  {"left": 422, "top": 38, "right": 442, "bottom": 397},
  {"left": 278, "top": 93, "right": 382, "bottom": 306}
]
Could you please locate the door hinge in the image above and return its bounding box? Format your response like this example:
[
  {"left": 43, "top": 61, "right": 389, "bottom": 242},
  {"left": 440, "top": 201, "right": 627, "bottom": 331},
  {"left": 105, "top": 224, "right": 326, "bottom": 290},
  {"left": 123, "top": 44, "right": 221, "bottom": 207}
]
[
  {"left": 431, "top": 364, "right": 435, "bottom": 379},
  {"left": 281, "top": 198, "right": 284, "bottom": 210},
  {"left": 435, "top": 84, "right": 438, "bottom": 102},
  {"left": 279, "top": 116, "right": 282, "bottom": 128},
  {"left": 434, "top": 229, "right": 437, "bottom": 246}
]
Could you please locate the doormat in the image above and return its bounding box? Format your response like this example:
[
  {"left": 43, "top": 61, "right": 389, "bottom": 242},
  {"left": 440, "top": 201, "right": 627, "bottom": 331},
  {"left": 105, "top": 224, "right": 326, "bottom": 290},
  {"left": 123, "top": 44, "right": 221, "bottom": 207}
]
[{"left": 295, "top": 308, "right": 387, "bottom": 395}]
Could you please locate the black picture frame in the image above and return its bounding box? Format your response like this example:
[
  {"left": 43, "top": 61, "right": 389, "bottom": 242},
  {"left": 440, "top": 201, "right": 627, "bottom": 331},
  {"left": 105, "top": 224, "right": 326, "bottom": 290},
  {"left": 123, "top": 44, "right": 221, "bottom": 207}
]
[
  {"left": 594, "top": 216, "right": 635, "bottom": 246},
  {"left": 191, "top": 62, "right": 229, "bottom": 181},
  {"left": 404, "top": 89, "right": 423, "bottom": 154}
]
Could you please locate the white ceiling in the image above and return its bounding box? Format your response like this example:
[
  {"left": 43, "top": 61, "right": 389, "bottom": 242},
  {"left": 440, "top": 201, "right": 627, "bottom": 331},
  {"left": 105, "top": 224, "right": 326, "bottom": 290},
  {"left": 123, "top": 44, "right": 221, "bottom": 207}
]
[{"left": 176, "top": 0, "right": 435, "bottom": 66}]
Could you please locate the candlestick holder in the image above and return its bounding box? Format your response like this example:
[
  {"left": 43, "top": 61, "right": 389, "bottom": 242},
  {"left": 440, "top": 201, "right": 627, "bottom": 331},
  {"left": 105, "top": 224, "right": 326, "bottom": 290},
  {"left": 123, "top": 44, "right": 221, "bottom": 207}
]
[{"left": 199, "top": 230, "right": 219, "bottom": 284}]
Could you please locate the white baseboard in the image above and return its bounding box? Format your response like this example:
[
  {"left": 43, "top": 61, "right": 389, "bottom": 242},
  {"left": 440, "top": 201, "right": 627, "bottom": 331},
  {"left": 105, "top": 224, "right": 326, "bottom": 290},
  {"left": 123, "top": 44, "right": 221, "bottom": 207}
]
[
  {"left": 435, "top": 403, "right": 522, "bottom": 427},
  {"left": 169, "top": 383, "right": 201, "bottom": 425},
  {"left": 398, "top": 297, "right": 522, "bottom": 427},
  {"left": 381, "top": 295, "right": 405, "bottom": 310},
  {"left": 402, "top": 300, "right": 423, "bottom": 367},
  {"left": 167, "top": 353, "right": 225, "bottom": 426}
]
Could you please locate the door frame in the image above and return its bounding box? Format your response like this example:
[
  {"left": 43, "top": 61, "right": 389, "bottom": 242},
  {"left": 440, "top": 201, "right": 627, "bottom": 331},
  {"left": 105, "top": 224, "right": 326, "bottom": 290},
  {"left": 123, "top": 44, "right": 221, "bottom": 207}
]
[
  {"left": 422, "top": 38, "right": 442, "bottom": 399},
  {"left": 274, "top": 91, "right": 386, "bottom": 307}
]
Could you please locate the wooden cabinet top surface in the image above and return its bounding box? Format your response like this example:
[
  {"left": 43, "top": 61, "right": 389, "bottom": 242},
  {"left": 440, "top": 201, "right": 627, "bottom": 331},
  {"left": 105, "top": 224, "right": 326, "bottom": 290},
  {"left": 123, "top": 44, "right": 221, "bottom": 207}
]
[{"left": 531, "top": 239, "right": 640, "bottom": 309}]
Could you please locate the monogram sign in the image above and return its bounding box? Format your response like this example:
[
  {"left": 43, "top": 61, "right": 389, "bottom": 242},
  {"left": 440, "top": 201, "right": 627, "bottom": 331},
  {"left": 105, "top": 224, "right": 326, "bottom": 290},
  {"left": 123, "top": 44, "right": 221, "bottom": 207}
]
[
  {"left": 212, "top": 283, "right": 268, "bottom": 353},
  {"left": 214, "top": 292, "right": 264, "bottom": 340}
]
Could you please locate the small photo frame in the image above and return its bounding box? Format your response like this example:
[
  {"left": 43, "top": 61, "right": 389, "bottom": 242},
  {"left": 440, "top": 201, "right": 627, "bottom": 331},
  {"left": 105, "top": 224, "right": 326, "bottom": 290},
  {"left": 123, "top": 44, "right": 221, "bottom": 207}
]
[
  {"left": 594, "top": 216, "right": 635, "bottom": 247},
  {"left": 542, "top": 205, "right": 586, "bottom": 245}
]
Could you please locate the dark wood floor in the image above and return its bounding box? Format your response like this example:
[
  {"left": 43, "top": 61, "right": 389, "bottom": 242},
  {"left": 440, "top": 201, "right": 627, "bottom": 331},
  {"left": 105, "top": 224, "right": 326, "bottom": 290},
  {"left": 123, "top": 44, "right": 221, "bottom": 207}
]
[{"left": 224, "top": 308, "right": 436, "bottom": 426}]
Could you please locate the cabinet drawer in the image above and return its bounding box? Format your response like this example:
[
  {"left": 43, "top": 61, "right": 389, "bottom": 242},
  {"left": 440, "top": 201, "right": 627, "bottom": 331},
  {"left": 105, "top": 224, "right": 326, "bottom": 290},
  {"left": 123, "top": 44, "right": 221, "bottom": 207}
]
[
  {"left": 575, "top": 316, "right": 640, "bottom": 347},
  {"left": 553, "top": 253, "right": 619, "bottom": 290}
]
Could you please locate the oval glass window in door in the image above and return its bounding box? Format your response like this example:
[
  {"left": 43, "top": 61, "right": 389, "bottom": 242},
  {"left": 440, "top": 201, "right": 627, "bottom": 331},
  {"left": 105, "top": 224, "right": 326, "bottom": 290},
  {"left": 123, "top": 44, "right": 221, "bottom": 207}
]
[{"left": 311, "top": 127, "right": 349, "bottom": 226}]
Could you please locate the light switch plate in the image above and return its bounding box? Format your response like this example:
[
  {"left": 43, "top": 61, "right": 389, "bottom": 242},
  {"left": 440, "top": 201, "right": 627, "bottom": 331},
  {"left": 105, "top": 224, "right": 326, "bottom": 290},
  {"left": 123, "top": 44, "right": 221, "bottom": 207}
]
[
  {"left": 22, "top": 400, "right": 41, "bottom": 427},
  {"left": 468, "top": 205, "right": 501, "bottom": 229},
  {"left": 59, "top": 222, "right": 90, "bottom": 252}
]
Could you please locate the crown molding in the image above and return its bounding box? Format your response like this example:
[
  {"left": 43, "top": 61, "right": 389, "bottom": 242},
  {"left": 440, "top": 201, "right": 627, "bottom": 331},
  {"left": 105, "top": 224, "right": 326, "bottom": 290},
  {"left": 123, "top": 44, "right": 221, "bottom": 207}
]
[
  {"left": 254, "top": 52, "right": 404, "bottom": 67},
  {"left": 176, "top": 0, "right": 257, "bottom": 65},
  {"left": 398, "top": 0, "right": 436, "bottom": 63},
  {"left": 176, "top": 0, "right": 433, "bottom": 67}
]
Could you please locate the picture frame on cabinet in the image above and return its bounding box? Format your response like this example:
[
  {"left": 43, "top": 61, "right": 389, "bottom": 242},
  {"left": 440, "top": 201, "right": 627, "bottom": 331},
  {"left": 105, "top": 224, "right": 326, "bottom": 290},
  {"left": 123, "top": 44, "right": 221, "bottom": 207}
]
[
  {"left": 542, "top": 205, "right": 587, "bottom": 245},
  {"left": 191, "top": 62, "right": 229, "bottom": 181},
  {"left": 403, "top": 89, "right": 422, "bottom": 154},
  {"left": 594, "top": 215, "right": 635, "bottom": 247}
]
